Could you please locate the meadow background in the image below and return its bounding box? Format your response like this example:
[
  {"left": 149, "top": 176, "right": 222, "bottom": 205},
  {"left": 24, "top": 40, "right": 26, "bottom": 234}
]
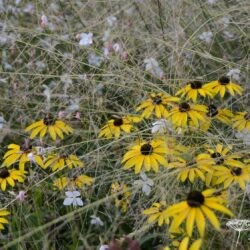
[{"left": 0, "top": 0, "right": 249, "bottom": 249}]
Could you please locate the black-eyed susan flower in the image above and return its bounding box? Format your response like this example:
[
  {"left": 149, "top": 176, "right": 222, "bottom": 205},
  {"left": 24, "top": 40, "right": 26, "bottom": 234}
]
[
  {"left": 122, "top": 139, "right": 168, "bottom": 174},
  {"left": 98, "top": 115, "right": 141, "bottom": 139},
  {"left": 25, "top": 114, "right": 73, "bottom": 141},
  {"left": 232, "top": 112, "right": 250, "bottom": 131},
  {"left": 143, "top": 201, "right": 169, "bottom": 226},
  {"left": 175, "top": 80, "right": 213, "bottom": 102},
  {"left": 0, "top": 167, "right": 25, "bottom": 191},
  {"left": 0, "top": 209, "right": 10, "bottom": 230},
  {"left": 199, "top": 104, "right": 233, "bottom": 131},
  {"left": 44, "top": 153, "right": 84, "bottom": 171},
  {"left": 111, "top": 182, "right": 131, "bottom": 212},
  {"left": 2, "top": 142, "right": 44, "bottom": 171},
  {"left": 204, "top": 76, "right": 242, "bottom": 98},
  {"left": 168, "top": 157, "right": 212, "bottom": 183},
  {"left": 163, "top": 237, "right": 202, "bottom": 250},
  {"left": 167, "top": 101, "right": 207, "bottom": 128},
  {"left": 136, "top": 93, "right": 180, "bottom": 119},
  {"left": 213, "top": 165, "right": 250, "bottom": 189},
  {"left": 166, "top": 189, "right": 234, "bottom": 237},
  {"left": 196, "top": 144, "right": 243, "bottom": 186}
]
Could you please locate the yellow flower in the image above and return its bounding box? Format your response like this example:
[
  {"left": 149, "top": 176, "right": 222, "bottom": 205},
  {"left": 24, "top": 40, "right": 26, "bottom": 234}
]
[
  {"left": 25, "top": 114, "right": 73, "bottom": 140},
  {"left": 232, "top": 112, "right": 250, "bottom": 131},
  {"left": 166, "top": 189, "right": 234, "bottom": 237},
  {"left": 53, "top": 175, "right": 94, "bottom": 190},
  {"left": 163, "top": 237, "right": 202, "bottom": 250},
  {"left": 0, "top": 167, "right": 25, "bottom": 191},
  {"left": 143, "top": 201, "right": 169, "bottom": 226},
  {"left": 98, "top": 115, "right": 140, "bottom": 139},
  {"left": 122, "top": 139, "right": 168, "bottom": 174},
  {"left": 111, "top": 182, "right": 131, "bottom": 212},
  {"left": 136, "top": 93, "right": 180, "bottom": 119},
  {"left": 2, "top": 142, "right": 44, "bottom": 171},
  {"left": 44, "top": 154, "right": 84, "bottom": 171},
  {"left": 167, "top": 102, "right": 207, "bottom": 128},
  {"left": 175, "top": 80, "right": 213, "bottom": 102},
  {"left": 198, "top": 104, "right": 233, "bottom": 131},
  {"left": 0, "top": 209, "right": 10, "bottom": 231},
  {"left": 196, "top": 144, "right": 243, "bottom": 186},
  {"left": 204, "top": 76, "right": 242, "bottom": 98},
  {"left": 213, "top": 165, "right": 250, "bottom": 190},
  {"left": 168, "top": 157, "right": 212, "bottom": 183}
]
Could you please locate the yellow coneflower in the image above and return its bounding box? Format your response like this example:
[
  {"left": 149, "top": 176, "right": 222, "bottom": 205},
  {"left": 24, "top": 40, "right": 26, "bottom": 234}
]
[
  {"left": 176, "top": 80, "right": 213, "bottom": 102},
  {"left": 2, "top": 142, "right": 44, "bottom": 171},
  {"left": 232, "top": 112, "right": 250, "bottom": 131},
  {"left": 167, "top": 101, "right": 207, "bottom": 128},
  {"left": 136, "top": 93, "right": 180, "bottom": 119},
  {"left": 163, "top": 237, "right": 202, "bottom": 250},
  {"left": 98, "top": 115, "right": 140, "bottom": 139},
  {"left": 143, "top": 201, "right": 169, "bottom": 226},
  {"left": 204, "top": 76, "right": 242, "bottom": 98},
  {"left": 0, "top": 167, "right": 25, "bottom": 191},
  {"left": 122, "top": 139, "right": 168, "bottom": 174},
  {"left": 25, "top": 114, "right": 73, "bottom": 140},
  {"left": 111, "top": 182, "right": 131, "bottom": 212},
  {"left": 44, "top": 153, "right": 84, "bottom": 171},
  {"left": 0, "top": 209, "right": 10, "bottom": 230},
  {"left": 166, "top": 189, "right": 234, "bottom": 237}
]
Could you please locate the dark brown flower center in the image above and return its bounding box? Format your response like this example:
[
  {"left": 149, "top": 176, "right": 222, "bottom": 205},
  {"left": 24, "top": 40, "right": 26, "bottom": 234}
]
[
  {"left": 207, "top": 104, "right": 218, "bottom": 117},
  {"left": 244, "top": 113, "right": 250, "bottom": 120},
  {"left": 117, "top": 194, "right": 123, "bottom": 200},
  {"left": 113, "top": 118, "right": 123, "bottom": 126},
  {"left": 152, "top": 96, "right": 162, "bottom": 105},
  {"left": 211, "top": 152, "right": 224, "bottom": 165},
  {"left": 179, "top": 102, "right": 190, "bottom": 112},
  {"left": 140, "top": 143, "right": 153, "bottom": 155},
  {"left": 43, "top": 114, "right": 56, "bottom": 126},
  {"left": 187, "top": 191, "right": 205, "bottom": 207},
  {"left": 190, "top": 81, "right": 202, "bottom": 89},
  {"left": 0, "top": 167, "right": 10, "bottom": 178},
  {"left": 231, "top": 167, "right": 242, "bottom": 176},
  {"left": 218, "top": 76, "right": 230, "bottom": 85}
]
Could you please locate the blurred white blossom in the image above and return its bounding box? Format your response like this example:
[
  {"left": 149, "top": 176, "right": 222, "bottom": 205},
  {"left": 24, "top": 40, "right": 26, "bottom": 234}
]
[
  {"left": 207, "top": 0, "right": 217, "bottom": 4},
  {"left": 223, "top": 30, "right": 234, "bottom": 40},
  {"left": 227, "top": 68, "right": 241, "bottom": 81},
  {"left": 144, "top": 58, "right": 164, "bottom": 78},
  {"left": 16, "top": 191, "right": 27, "bottom": 202},
  {"left": 88, "top": 53, "right": 104, "bottom": 67},
  {"left": 90, "top": 215, "right": 104, "bottom": 226},
  {"left": 198, "top": 31, "right": 213, "bottom": 44},
  {"left": 107, "top": 15, "right": 117, "bottom": 27},
  {"left": 99, "top": 245, "right": 109, "bottom": 250},
  {"left": 217, "top": 17, "right": 230, "bottom": 28},
  {"left": 39, "top": 15, "right": 48, "bottom": 28},
  {"left": 78, "top": 32, "right": 93, "bottom": 46},
  {"left": 235, "top": 130, "right": 250, "bottom": 145},
  {"left": 134, "top": 173, "right": 154, "bottom": 196},
  {"left": 63, "top": 191, "right": 84, "bottom": 207},
  {"left": 151, "top": 119, "right": 173, "bottom": 134}
]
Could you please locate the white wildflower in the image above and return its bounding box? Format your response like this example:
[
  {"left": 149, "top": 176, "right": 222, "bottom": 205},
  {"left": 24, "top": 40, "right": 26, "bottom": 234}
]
[
  {"left": 235, "top": 131, "right": 250, "bottom": 145},
  {"left": 99, "top": 245, "right": 109, "bottom": 250},
  {"left": 66, "top": 99, "right": 80, "bottom": 112},
  {"left": 223, "top": 30, "right": 234, "bottom": 40},
  {"left": 217, "top": 17, "right": 230, "bottom": 28},
  {"left": 227, "top": 68, "right": 241, "bottom": 81},
  {"left": 102, "top": 29, "right": 111, "bottom": 42},
  {"left": 151, "top": 119, "right": 173, "bottom": 134},
  {"left": 107, "top": 15, "right": 117, "bottom": 27},
  {"left": 0, "top": 115, "right": 5, "bottom": 129},
  {"left": 16, "top": 191, "right": 26, "bottom": 202},
  {"left": 78, "top": 32, "right": 93, "bottom": 47},
  {"left": 144, "top": 58, "right": 164, "bottom": 78},
  {"left": 226, "top": 219, "right": 250, "bottom": 232},
  {"left": 40, "top": 15, "right": 48, "bottom": 28},
  {"left": 90, "top": 215, "right": 104, "bottom": 226},
  {"left": 198, "top": 31, "right": 213, "bottom": 44},
  {"left": 134, "top": 173, "right": 154, "bottom": 196},
  {"left": 88, "top": 53, "right": 104, "bottom": 67},
  {"left": 63, "top": 191, "right": 84, "bottom": 207}
]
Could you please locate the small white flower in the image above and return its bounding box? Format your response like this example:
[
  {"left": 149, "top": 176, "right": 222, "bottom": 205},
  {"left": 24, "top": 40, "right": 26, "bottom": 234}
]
[
  {"left": 40, "top": 15, "right": 48, "bottom": 28},
  {"left": 235, "top": 131, "right": 250, "bottom": 145},
  {"left": 0, "top": 115, "right": 6, "bottom": 129},
  {"left": 134, "top": 173, "right": 154, "bottom": 196},
  {"left": 78, "top": 32, "right": 93, "bottom": 47},
  {"left": 207, "top": 0, "right": 217, "bottom": 4},
  {"left": 107, "top": 15, "right": 117, "bottom": 27},
  {"left": 227, "top": 68, "right": 241, "bottom": 81},
  {"left": 217, "top": 17, "right": 230, "bottom": 28},
  {"left": 16, "top": 191, "right": 26, "bottom": 202},
  {"left": 151, "top": 119, "right": 172, "bottom": 134},
  {"left": 27, "top": 152, "right": 35, "bottom": 162},
  {"left": 88, "top": 53, "right": 104, "bottom": 67},
  {"left": 90, "top": 215, "right": 104, "bottom": 226},
  {"left": 63, "top": 191, "right": 84, "bottom": 207},
  {"left": 226, "top": 219, "right": 250, "bottom": 232},
  {"left": 223, "top": 30, "right": 234, "bottom": 40},
  {"left": 99, "top": 245, "right": 109, "bottom": 250},
  {"left": 144, "top": 58, "right": 164, "bottom": 78},
  {"left": 198, "top": 31, "right": 213, "bottom": 44}
]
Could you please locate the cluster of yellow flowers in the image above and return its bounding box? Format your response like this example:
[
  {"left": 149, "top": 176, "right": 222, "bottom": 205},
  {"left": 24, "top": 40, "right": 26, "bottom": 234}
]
[
  {"left": 98, "top": 76, "right": 250, "bottom": 249},
  {"left": 0, "top": 114, "right": 94, "bottom": 231}
]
